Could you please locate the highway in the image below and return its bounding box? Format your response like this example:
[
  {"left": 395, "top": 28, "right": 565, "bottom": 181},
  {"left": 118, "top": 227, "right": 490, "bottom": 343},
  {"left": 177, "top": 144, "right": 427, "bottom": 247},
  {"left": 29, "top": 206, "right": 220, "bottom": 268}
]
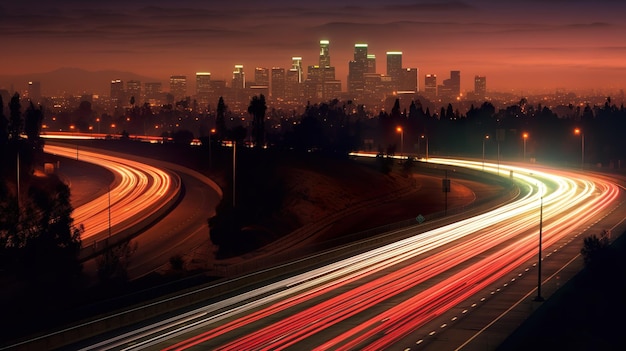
[
  {"left": 62, "top": 158, "right": 624, "bottom": 351},
  {"left": 44, "top": 144, "right": 180, "bottom": 245}
]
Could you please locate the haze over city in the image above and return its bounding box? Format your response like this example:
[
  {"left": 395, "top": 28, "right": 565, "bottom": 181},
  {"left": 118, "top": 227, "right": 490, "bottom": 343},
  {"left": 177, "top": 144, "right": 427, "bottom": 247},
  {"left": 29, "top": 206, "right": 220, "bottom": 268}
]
[{"left": 2, "top": 0, "right": 626, "bottom": 95}]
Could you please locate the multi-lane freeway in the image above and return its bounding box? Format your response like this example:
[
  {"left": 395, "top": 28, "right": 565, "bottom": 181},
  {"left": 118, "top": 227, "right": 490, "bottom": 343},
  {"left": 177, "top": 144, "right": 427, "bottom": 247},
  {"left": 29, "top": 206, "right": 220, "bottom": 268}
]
[{"left": 49, "top": 157, "right": 624, "bottom": 351}]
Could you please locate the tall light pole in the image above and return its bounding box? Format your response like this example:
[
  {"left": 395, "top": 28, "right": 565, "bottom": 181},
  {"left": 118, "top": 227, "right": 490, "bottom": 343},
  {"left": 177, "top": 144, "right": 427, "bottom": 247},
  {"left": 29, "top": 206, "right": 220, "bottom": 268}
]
[
  {"left": 396, "top": 126, "right": 404, "bottom": 159},
  {"left": 209, "top": 128, "right": 216, "bottom": 169},
  {"left": 421, "top": 135, "right": 429, "bottom": 160},
  {"left": 574, "top": 128, "right": 584, "bottom": 170},
  {"left": 522, "top": 132, "right": 529, "bottom": 162},
  {"left": 482, "top": 135, "right": 490, "bottom": 170}
]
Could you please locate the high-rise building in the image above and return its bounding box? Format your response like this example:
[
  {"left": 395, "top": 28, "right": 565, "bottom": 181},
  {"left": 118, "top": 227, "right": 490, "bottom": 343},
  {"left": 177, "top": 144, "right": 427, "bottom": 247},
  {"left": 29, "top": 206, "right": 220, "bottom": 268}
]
[
  {"left": 305, "top": 40, "right": 341, "bottom": 101},
  {"left": 232, "top": 65, "right": 245, "bottom": 90},
  {"left": 424, "top": 74, "right": 437, "bottom": 97},
  {"left": 474, "top": 75, "right": 487, "bottom": 96},
  {"left": 291, "top": 57, "right": 303, "bottom": 83},
  {"left": 110, "top": 79, "right": 125, "bottom": 108},
  {"left": 169, "top": 75, "right": 187, "bottom": 101},
  {"left": 450, "top": 70, "right": 461, "bottom": 96},
  {"left": 26, "top": 81, "right": 41, "bottom": 103},
  {"left": 367, "top": 54, "right": 376, "bottom": 74},
  {"left": 144, "top": 82, "right": 162, "bottom": 105},
  {"left": 386, "top": 51, "right": 403, "bottom": 86},
  {"left": 126, "top": 80, "right": 141, "bottom": 104},
  {"left": 271, "top": 67, "right": 285, "bottom": 100},
  {"left": 254, "top": 67, "right": 270, "bottom": 86},
  {"left": 196, "top": 72, "right": 212, "bottom": 106},
  {"left": 319, "top": 40, "right": 330, "bottom": 67},
  {"left": 286, "top": 68, "right": 302, "bottom": 101},
  {"left": 438, "top": 71, "right": 461, "bottom": 100},
  {"left": 348, "top": 43, "right": 369, "bottom": 97},
  {"left": 399, "top": 68, "right": 418, "bottom": 93}
]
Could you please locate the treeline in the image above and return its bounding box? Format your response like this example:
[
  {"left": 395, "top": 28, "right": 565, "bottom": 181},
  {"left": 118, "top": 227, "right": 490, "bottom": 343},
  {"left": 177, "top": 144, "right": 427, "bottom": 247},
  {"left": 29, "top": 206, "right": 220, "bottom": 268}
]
[{"left": 0, "top": 93, "right": 83, "bottom": 284}]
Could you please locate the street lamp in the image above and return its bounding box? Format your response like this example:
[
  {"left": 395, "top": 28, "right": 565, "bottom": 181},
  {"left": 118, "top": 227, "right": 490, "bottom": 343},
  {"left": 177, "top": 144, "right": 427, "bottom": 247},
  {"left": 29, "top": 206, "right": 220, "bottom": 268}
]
[
  {"left": 396, "top": 126, "right": 404, "bottom": 159},
  {"left": 574, "top": 128, "right": 584, "bottom": 170},
  {"left": 522, "top": 132, "right": 529, "bottom": 162},
  {"left": 482, "top": 135, "right": 490, "bottom": 170},
  {"left": 209, "top": 128, "right": 216, "bottom": 169},
  {"left": 421, "top": 135, "right": 429, "bottom": 160}
]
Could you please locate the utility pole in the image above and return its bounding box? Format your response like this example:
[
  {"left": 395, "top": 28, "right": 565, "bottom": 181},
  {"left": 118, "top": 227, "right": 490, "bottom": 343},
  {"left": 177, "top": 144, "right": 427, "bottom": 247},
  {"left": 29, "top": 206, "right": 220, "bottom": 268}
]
[{"left": 535, "top": 196, "right": 544, "bottom": 302}]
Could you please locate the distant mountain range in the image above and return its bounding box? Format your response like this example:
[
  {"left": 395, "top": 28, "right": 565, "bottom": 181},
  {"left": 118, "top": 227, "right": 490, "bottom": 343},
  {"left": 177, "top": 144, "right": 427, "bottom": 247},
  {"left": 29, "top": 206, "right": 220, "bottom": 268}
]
[{"left": 0, "top": 68, "right": 161, "bottom": 97}]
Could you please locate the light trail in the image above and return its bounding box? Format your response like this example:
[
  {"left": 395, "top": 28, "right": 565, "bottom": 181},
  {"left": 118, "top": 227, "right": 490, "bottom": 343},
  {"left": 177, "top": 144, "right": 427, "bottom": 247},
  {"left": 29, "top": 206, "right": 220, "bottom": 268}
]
[
  {"left": 44, "top": 144, "right": 177, "bottom": 242},
  {"left": 73, "top": 158, "right": 622, "bottom": 351}
]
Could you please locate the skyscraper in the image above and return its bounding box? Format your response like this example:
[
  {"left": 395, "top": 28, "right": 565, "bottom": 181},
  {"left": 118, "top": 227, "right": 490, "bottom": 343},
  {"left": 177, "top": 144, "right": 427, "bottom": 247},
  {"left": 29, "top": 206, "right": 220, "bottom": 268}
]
[
  {"left": 196, "top": 72, "right": 211, "bottom": 106},
  {"left": 169, "top": 75, "right": 187, "bottom": 101},
  {"left": 291, "top": 57, "right": 303, "bottom": 83},
  {"left": 110, "top": 79, "right": 125, "bottom": 108},
  {"left": 232, "top": 65, "right": 245, "bottom": 90},
  {"left": 144, "top": 82, "right": 162, "bottom": 105},
  {"left": 319, "top": 40, "right": 330, "bottom": 67},
  {"left": 386, "top": 51, "right": 403, "bottom": 86},
  {"left": 399, "top": 68, "right": 418, "bottom": 93},
  {"left": 424, "top": 74, "right": 437, "bottom": 97},
  {"left": 367, "top": 54, "right": 376, "bottom": 74},
  {"left": 348, "top": 43, "right": 368, "bottom": 97},
  {"left": 474, "top": 75, "right": 487, "bottom": 96},
  {"left": 271, "top": 67, "right": 286, "bottom": 100},
  {"left": 438, "top": 71, "right": 461, "bottom": 100},
  {"left": 254, "top": 67, "right": 270, "bottom": 86},
  {"left": 126, "top": 80, "right": 141, "bottom": 104},
  {"left": 305, "top": 39, "right": 341, "bottom": 101}
]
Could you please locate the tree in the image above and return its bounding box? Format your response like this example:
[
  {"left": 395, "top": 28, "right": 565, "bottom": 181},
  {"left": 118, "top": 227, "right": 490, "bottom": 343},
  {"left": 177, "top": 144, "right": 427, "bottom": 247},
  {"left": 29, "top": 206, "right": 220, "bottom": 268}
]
[
  {"left": 0, "top": 95, "right": 8, "bottom": 147},
  {"left": 248, "top": 94, "right": 267, "bottom": 149},
  {"left": 24, "top": 102, "right": 43, "bottom": 149},
  {"left": 8, "top": 92, "right": 21, "bottom": 142},
  {"left": 580, "top": 233, "right": 610, "bottom": 270},
  {"left": 215, "top": 96, "right": 227, "bottom": 140}
]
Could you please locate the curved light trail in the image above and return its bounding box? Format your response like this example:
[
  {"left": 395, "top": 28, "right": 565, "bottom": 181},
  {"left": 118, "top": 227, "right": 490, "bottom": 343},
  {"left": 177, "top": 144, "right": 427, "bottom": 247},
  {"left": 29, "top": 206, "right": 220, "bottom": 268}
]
[
  {"left": 72, "top": 158, "right": 622, "bottom": 351},
  {"left": 44, "top": 144, "right": 177, "bottom": 243}
]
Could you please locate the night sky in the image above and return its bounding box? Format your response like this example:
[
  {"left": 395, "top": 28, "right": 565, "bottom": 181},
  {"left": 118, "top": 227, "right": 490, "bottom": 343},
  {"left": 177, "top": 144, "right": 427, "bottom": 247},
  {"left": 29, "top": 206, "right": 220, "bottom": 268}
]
[{"left": 1, "top": 0, "right": 625, "bottom": 94}]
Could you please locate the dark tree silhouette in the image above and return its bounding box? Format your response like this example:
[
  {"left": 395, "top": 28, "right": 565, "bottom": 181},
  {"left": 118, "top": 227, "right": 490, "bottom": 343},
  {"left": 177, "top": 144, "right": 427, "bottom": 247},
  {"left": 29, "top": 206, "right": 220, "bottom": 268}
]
[
  {"left": 248, "top": 94, "right": 267, "bottom": 149},
  {"left": 215, "top": 96, "right": 227, "bottom": 141},
  {"left": 8, "top": 93, "right": 21, "bottom": 142},
  {"left": 24, "top": 102, "right": 43, "bottom": 149}
]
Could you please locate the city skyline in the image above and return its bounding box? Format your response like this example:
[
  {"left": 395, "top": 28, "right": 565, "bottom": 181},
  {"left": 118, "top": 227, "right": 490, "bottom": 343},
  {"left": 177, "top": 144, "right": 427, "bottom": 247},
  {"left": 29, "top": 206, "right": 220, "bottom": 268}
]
[{"left": 1, "top": 0, "right": 626, "bottom": 95}]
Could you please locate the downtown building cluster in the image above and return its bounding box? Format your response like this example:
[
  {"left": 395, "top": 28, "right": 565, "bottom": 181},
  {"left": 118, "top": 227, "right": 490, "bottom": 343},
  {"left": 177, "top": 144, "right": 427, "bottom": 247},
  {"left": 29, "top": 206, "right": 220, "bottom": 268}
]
[{"left": 106, "top": 40, "right": 487, "bottom": 112}]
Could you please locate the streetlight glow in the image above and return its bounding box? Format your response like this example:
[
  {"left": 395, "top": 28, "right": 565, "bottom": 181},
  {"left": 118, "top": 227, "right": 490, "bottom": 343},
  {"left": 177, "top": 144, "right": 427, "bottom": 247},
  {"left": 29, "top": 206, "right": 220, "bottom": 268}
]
[
  {"left": 396, "top": 127, "right": 404, "bottom": 158},
  {"left": 522, "top": 132, "right": 529, "bottom": 162},
  {"left": 574, "top": 128, "right": 584, "bottom": 170}
]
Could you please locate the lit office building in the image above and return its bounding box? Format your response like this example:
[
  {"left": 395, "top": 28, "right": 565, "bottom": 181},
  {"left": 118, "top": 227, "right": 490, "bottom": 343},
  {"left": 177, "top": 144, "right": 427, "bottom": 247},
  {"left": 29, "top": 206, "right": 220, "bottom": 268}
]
[
  {"left": 254, "top": 67, "right": 270, "bottom": 86},
  {"left": 271, "top": 67, "right": 286, "bottom": 100},
  {"left": 305, "top": 39, "right": 341, "bottom": 101},
  {"left": 424, "top": 74, "right": 437, "bottom": 97},
  {"left": 169, "top": 75, "right": 187, "bottom": 101},
  {"left": 196, "top": 72, "right": 212, "bottom": 105},
  {"left": 144, "top": 82, "right": 162, "bottom": 105},
  {"left": 126, "top": 80, "right": 141, "bottom": 104},
  {"left": 110, "top": 79, "right": 125, "bottom": 108},
  {"left": 398, "top": 67, "right": 418, "bottom": 93},
  {"left": 367, "top": 54, "right": 376, "bottom": 74},
  {"left": 291, "top": 57, "right": 303, "bottom": 83},
  {"left": 386, "top": 51, "right": 403, "bottom": 87},
  {"left": 474, "top": 75, "right": 487, "bottom": 96},
  {"left": 232, "top": 65, "right": 245, "bottom": 90},
  {"left": 348, "top": 43, "right": 369, "bottom": 97}
]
